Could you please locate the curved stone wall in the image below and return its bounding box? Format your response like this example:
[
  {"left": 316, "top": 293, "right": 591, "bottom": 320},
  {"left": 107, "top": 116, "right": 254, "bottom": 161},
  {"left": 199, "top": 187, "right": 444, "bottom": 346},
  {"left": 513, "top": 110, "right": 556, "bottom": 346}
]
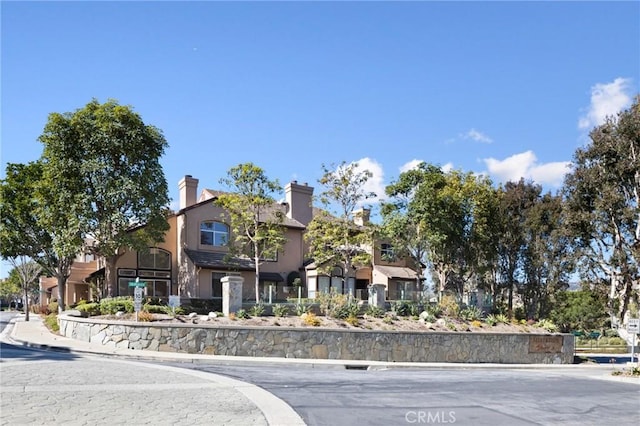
[{"left": 58, "top": 315, "right": 575, "bottom": 364}]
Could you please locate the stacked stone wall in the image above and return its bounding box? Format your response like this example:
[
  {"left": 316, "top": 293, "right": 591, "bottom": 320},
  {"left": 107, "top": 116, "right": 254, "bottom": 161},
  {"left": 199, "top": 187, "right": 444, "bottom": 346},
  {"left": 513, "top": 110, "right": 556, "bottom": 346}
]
[{"left": 58, "top": 315, "right": 574, "bottom": 364}]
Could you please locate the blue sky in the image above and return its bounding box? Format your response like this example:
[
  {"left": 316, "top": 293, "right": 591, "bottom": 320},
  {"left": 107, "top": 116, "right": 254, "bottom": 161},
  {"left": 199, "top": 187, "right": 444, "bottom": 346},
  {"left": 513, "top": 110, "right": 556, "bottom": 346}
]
[{"left": 1, "top": 1, "right": 639, "bottom": 276}]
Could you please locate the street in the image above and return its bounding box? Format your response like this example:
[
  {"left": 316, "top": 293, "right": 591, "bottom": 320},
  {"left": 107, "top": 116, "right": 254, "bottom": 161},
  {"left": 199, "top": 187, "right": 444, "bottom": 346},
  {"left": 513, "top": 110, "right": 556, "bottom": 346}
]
[{"left": 169, "top": 361, "right": 640, "bottom": 426}]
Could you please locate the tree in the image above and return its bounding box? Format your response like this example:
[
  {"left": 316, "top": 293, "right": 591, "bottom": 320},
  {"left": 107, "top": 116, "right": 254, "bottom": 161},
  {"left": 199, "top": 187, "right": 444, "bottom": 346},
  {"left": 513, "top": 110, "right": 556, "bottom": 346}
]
[
  {"left": 0, "top": 161, "right": 81, "bottom": 313},
  {"left": 4, "top": 258, "right": 41, "bottom": 320},
  {"left": 562, "top": 97, "right": 640, "bottom": 323},
  {"left": 38, "top": 99, "right": 170, "bottom": 297},
  {"left": 549, "top": 289, "right": 608, "bottom": 333},
  {"left": 496, "top": 179, "right": 540, "bottom": 316},
  {"left": 215, "top": 163, "right": 287, "bottom": 302},
  {"left": 305, "top": 161, "right": 376, "bottom": 295},
  {"left": 520, "top": 192, "right": 574, "bottom": 319}
]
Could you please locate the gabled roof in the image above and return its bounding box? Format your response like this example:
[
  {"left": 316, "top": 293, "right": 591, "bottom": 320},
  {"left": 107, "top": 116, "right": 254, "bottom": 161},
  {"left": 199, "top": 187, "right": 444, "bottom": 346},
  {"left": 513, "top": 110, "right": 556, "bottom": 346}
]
[
  {"left": 184, "top": 248, "right": 255, "bottom": 271},
  {"left": 374, "top": 265, "right": 420, "bottom": 280}
]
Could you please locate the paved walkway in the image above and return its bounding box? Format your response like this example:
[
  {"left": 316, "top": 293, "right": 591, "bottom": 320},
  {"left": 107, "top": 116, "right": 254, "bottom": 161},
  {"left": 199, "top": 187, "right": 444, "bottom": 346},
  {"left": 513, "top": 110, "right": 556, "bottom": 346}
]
[{"left": 0, "top": 314, "right": 306, "bottom": 426}]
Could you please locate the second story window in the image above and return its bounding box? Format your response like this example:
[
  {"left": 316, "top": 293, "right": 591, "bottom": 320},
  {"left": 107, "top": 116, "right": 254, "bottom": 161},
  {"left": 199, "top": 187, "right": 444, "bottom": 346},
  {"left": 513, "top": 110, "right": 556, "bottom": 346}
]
[
  {"left": 200, "top": 221, "right": 229, "bottom": 247},
  {"left": 381, "top": 243, "right": 396, "bottom": 262}
]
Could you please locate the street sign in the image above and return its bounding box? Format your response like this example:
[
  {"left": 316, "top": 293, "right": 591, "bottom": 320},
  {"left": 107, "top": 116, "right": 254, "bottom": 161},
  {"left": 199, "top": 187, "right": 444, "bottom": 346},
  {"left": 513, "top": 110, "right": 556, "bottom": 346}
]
[
  {"left": 133, "top": 286, "right": 143, "bottom": 313},
  {"left": 627, "top": 318, "right": 640, "bottom": 334}
]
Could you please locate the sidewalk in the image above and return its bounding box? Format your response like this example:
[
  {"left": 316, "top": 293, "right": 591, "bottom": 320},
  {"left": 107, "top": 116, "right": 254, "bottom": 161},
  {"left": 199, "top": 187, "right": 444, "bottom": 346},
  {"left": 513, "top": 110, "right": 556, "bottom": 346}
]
[{"left": 1, "top": 313, "right": 306, "bottom": 426}]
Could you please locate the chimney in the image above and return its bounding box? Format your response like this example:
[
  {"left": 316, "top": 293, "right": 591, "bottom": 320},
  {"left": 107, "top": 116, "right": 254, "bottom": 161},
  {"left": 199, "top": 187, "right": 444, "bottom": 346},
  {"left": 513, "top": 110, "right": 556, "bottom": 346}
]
[
  {"left": 285, "top": 181, "right": 314, "bottom": 225},
  {"left": 354, "top": 208, "right": 370, "bottom": 226},
  {"left": 178, "top": 175, "right": 199, "bottom": 209}
]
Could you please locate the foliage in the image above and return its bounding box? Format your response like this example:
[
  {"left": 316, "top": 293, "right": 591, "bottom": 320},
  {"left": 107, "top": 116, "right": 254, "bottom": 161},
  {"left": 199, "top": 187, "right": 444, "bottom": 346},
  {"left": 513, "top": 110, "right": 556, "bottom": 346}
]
[
  {"left": 295, "top": 302, "right": 312, "bottom": 316},
  {"left": 0, "top": 161, "right": 79, "bottom": 311},
  {"left": 76, "top": 302, "right": 101, "bottom": 316},
  {"left": 438, "top": 294, "right": 460, "bottom": 318},
  {"left": 48, "top": 301, "right": 59, "bottom": 314},
  {"left": 494, "top": 314, "right": 510, "bottom": 324},
  {"left": 535, "top": 318, "right": 559, "bottom": 333},
  {"left": 419, "top": 311, "right": 436, "bottom": 323},
  {"left": 137, "top": 311, "right": 154, "bottom": 322},
  {"left": 43, "top": 313, "right": 59, "bottom": 333},
  {"left": 470, "top": 320, "right": 483, "bottom": 328},
  {"left": 485, "top": 314, "right": 499, "bottom": 326},
  {"left": 548, "top": 290, "right": 608, "bottom": 333},
  {"left": 2, "top": 258, "right": 42, "bottom": 319},
  {"left": 345, "top": 315, "right": 359, "bottom": 326},
  {"left": 272, "top": 304, "right": 289, "bottom": 317},
  {"left": 391, "top": 300, "right": 420, "bottom": 317},
  {"left": 236, "top": 309, "right": 251, "bottom": 319},
  {"left": 216, "top": 163, "right": 287, "bottom": 302},
  {"left": 424, "top": 303, "right": 443, "bottom": 318},
  {"left": 305, "top": 161, "right": 375, "bottom": 286},
  {"left": 250, "top": 303, "right": 266, "bottom": 317},
  {"left": 562, "top": 97, "right": 640, "bottom": 322},
  {"left": 459, "top": 306, "right": 483, "bottom": 321},
  {"left": 99, "top": 297, "right": 134, "bottom": 314},
  {"left": 38, "top": 99, "right": 170, "bottom": 297},
  {"left": 365, "top": 305, "right": 385, "bottom": 318},
  {"left": 315, "top": 290, "right": 359, "bottom": 319},
  {"left": 301, "top": 312, "right": 321, "bottom": 326}
]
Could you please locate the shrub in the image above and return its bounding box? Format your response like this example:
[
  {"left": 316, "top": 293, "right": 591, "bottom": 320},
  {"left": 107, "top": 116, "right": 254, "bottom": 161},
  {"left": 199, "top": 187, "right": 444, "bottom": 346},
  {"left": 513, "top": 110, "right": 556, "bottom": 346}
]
[
  {"left": 48, "top": 301, "right": 59, "bottom": 314},
  {"left": 438, "top": 295, "right": 460, "bottom": 318},
  {"left": 470, "top": 320, "right": 483, "bottom": 328},
  {"left": 76, "top": 302, "right": 100, "bottom": 316},
  {"left": 419, "top": 311, "right": 435, "bottom": 323},
  {"left": 536, "top": 318, "right": 559, "bottom": 332},
  {"left": 345, "top": 314, "right": 359, "bottom": 326},
  {"left": 273, "top": 304, "right": 289, "bottom": 317},
  {"left": 137, "top": 311, "right": 154, "bottom": 322},
  {"left": 495, "top": 314, "right": 509, "bottom": 324},
  {"left": 236, "top": 309, "right": 250, "bottom": 319},
  {"left": 250, "top": 303, "right": 265, "bottom": 317},
  {"left": 365, "top": 305, "right": 385, "bottom": 318},
  {"left": 425, "top": 304, "right": 443, "bottom": 318},
  {"left": 514, "top": 306, "right": 526, "bottom": 321},
  {"left": 391, "top": 301, "right": 412, "bottom": 317},
  {"left": 459, "top": 306, "right": 483, "bottom": 321},
  {"left": 99, "top": 297, "right": 134, "bottom": 315},
  {"left": 332, "top": 301, "right": 360, "bottom": 320},
  {"left": 44, "top": 313, "right": 59, "bottom": 333},
  {"left": 485, "top": 314, "right": 498, "bottom": 326},
  {"left": 302, "top": 312, "right": 321, "bottom": 326},
  {"left": 295, "top": 303, "right": 311, "bottom": 316},
  {"left": 383, "top": 315, "right": 395, "bottom": 324}
]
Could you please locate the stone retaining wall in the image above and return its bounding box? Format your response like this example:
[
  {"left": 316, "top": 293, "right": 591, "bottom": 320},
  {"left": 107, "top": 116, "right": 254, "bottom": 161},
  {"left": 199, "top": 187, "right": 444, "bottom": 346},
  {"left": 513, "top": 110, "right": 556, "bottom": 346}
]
[{"left": 58, "top": 315, "right": 574, "bottom": 364}]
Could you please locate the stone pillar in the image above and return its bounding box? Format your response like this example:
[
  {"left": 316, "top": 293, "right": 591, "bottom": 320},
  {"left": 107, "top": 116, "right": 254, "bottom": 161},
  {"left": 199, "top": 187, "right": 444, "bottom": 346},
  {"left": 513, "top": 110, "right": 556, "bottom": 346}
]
[
  {"left": 222, "top": 275, "right": 244, "bottom": 316},
  {"left": 368, "top": 284, "right": 386, "bottom": 308}
]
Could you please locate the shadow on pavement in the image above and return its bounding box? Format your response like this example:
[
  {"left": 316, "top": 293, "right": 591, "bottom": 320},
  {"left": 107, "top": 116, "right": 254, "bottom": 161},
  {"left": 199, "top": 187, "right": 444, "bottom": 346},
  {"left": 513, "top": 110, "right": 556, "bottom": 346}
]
[{"left": 0, "top": 341, "right": 81, "bottom": 362}]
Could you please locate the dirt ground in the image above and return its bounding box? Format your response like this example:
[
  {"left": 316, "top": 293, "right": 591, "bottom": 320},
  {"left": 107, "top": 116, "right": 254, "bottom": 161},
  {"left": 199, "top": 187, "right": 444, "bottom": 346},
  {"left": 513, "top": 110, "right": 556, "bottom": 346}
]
[{"left": 112, "top": 312, "right": 549, "bottom": 334}]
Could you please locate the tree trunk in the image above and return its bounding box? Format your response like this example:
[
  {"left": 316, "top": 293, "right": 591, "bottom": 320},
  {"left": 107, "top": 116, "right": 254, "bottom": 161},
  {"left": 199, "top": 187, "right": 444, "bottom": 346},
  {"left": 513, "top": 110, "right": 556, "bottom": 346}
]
[
  {"left": 22, "top": 284, "right": 30, "bottom": 322},
  {"left": 57, "top": 275, "right": 67, "bottom": 313},
  {"left": 105, "top": 255, "right": 119, "bottom": 297}
]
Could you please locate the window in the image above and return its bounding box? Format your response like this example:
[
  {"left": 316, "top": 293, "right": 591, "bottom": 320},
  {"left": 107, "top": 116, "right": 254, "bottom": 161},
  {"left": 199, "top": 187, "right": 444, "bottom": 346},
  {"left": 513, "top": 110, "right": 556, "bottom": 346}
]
[
  {"left": 211, "top": 272, "right": 226, "bottom": 299},
  {"left": 201, "top": 222, "right": 229, "bottom": 246},
  {"left": 138, "top": 248, "right": 171, "bottom": 270},
  {"left": 381, "top": 243, "right": 396, "bottom": 262}
]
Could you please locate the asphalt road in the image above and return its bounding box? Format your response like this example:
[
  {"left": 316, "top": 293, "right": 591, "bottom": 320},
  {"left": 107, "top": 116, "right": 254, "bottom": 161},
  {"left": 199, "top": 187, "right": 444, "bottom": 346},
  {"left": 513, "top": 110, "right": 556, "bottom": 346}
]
[{"left": 167, "top": 361, "right": 640, "bottom": 426}]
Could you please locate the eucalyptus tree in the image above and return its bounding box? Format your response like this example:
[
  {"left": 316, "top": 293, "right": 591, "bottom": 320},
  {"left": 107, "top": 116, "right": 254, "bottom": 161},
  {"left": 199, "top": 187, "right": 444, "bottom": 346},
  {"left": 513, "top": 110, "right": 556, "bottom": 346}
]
[
  {"left": 521, "top": 192, "right": 574, "bottom": 319},
  {"left": 0, "top": 161, "right": 81, "bottom": 312},
  {"left": 215, "top": 163, "right": 287, "bottom": 302},
  {"left": 563, "top": 97, "right": 640, "bottom": 323},
  {"left": 496, "top": 179, "right": 540, "bottom": 316},
  {"left": 305, "top": 161, "right": 376, "bottom": 294},
  {"left": 38, "top": 99, "right": 170, "bottom": 297}
]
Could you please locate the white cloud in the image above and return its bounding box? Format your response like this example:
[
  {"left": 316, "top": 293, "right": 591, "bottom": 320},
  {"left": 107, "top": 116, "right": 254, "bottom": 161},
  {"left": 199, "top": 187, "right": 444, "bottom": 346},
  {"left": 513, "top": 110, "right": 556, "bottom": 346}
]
[
  {"left": 461, "top": 128, "right": 493, "bottom": 144},
  {"left": 399, "top": 159, "right": 423, "bottom": 173},
  {"left": 578, "top": 78, "right": 633, "bottom": 129},
  {"left": 441, "top": 162, "right": 454, "bottom": 173},
  {"left": 352, "top": 157, "right": 386, "bottom": 202},
  {"left": 483, "top": 150, "right": 571, "bottom": 187}
]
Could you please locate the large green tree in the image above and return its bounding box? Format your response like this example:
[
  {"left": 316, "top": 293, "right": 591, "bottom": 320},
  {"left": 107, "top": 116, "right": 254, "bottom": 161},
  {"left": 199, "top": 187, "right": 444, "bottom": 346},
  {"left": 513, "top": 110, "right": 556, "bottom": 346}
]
[
  {"left": 305, "top": 161, "right": 376, "bottom": 295},
  {"left": 563, "top": 97, "right": 640, "bottom": 323},
  {"left": 215, "top": 163, "right": 287, "bottom": 302},
  {"left": 38, "top": 99, "right": 170, "bottom": 297},
  {"left": 0, "top": 161, "right": 81, "bottom": 312}
]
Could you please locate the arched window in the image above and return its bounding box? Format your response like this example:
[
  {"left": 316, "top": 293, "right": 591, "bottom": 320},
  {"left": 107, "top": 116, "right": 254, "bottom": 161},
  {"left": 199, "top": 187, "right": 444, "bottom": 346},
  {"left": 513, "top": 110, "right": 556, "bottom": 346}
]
[
  {"left": 200, "top": 221, "right": 229, "bottom": 246},
  {"left": 138, "top": 248, "right": 171, "bottom": 270}
]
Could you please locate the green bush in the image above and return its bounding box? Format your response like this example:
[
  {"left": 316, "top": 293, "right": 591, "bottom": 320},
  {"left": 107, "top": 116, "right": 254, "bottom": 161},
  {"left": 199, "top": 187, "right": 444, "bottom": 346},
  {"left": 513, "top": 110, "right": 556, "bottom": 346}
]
[
  {"left": 536, "top": 318, "right": 559, "bottom": 332},
  {"left": 99, "top": 297, "right": 134, "bottom": 314},
  {"left": 76, "top": 302, "right": 100, "bottom": 316},
  {"left": 273, "top": 304, "right": 289, "bottom": 317},
  {"left": 459, "top": 306, "right": 483, "bottom": 321},
  {"left": 236, "top": 309, "right": 250, "bottom": 319},
  {"left": 48, "top": 301, "right": 59, "bottom": 314},
  {"left": 365, "top": 305, "right": 385, "bottom": 318},
  {"left": 44, "top": 313, "right": 59, "bottom": 332},
  {"left": 391, "top": 301, "right": 415, "bottom": 317},
  {"left": 250, "top": 303, "right": 265, "bottom": 317},
  {"left": 295, "top": 303, "right": 311, "bottom": 316}
]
